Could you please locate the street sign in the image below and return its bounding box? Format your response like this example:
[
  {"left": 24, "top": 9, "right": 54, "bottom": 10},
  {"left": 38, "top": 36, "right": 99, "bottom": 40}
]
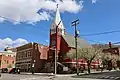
[{"left": 63, "top": 67, "right": 68, "bottom": 71}]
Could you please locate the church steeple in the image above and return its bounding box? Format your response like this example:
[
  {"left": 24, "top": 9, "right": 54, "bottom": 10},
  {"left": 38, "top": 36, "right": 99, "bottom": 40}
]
[{"left": 50, "top": 4, "right": 65, "bottom": 35}]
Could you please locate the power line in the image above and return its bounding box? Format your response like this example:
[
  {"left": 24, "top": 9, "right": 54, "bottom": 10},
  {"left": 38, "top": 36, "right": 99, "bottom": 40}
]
[
  {"left": 2, "top": 16, "right": 120, "bottom": 37},
  {"left": 80, "top": 29, "right": 120, "bottom": 36},
  {"left": 111, "top": 42, "right": 120, "bottom": 44}
]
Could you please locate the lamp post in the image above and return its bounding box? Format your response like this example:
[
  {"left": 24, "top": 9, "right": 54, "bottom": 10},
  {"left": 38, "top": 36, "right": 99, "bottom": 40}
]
[
  {"left": 54, "top": 20, "right": 61, "bottom": 76},
  {"left": 50, "top": 48, "right": 57, "bottom": 76},
  {"left": 71, "top": 19, "right": 79, "bottom": 75},
  {"left": 32, "top": 60, "right": 36, "bottom": 74}
]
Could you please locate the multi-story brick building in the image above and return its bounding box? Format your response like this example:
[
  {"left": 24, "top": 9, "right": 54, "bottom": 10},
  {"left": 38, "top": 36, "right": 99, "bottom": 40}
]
[
  {"left": 0, "top": 50, "right": 16, "bottom": 71},
  {"left": 16, "top": 42, "right": 48, "bottom": 72}
]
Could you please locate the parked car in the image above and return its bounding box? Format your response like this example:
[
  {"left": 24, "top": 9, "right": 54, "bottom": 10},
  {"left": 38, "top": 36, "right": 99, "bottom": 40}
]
[
  {"left": 1, "top": 68, "right": 8, "bottom": 73},
  {"left": 9, "top": 68, "right": 20, "bottom": 74}
]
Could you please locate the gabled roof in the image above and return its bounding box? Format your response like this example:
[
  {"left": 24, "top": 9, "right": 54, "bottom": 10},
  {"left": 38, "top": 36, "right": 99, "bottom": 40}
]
[{"left": 63, "top": 33, "right": 91, "bottom": 48}]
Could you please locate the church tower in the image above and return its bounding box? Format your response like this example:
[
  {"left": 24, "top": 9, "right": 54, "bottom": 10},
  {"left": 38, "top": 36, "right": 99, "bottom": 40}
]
[
  {"left": 49, "top": 5, "right": 65, "bottom": 61},
  {"left": 50, "top": 5, "right": 65, "bottom": 36}
]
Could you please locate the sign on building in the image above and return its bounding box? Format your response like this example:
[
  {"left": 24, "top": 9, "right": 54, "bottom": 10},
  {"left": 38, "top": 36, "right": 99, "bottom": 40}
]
[{"left": 63, "top": 67, "right": 68, "bottom": 71}]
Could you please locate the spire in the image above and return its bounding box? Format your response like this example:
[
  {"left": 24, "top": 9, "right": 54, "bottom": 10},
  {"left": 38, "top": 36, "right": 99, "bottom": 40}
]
[{"left": 51, "top": 4, "right": 65, "bottom": 35}]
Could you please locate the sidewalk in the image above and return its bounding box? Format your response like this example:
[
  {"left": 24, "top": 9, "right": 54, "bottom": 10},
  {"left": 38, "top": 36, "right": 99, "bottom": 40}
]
[
  {"left": 20, "top": 72, "right": 54, "bottom": 76},
  {"left": 19, "top": 69, "right": 118, "bottom": 77},
  {"left": 78, "top": 69, "right": 117, "bottom": 75}
]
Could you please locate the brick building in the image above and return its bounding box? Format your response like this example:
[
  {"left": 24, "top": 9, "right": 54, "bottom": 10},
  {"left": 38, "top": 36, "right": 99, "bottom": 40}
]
[
  {"left": 0, "top": 50, "right": 16, "bottom": 71},
  {"left": 103, "top": 47, "right": 120, "bottom": 55},
  {"left": 16, "top": 42, "right": 48, "bottom": 72}
]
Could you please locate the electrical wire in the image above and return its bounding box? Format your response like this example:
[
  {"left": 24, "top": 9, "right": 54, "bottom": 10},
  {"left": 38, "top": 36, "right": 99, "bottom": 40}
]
[{"left": 80, "top": 29, "right": 120, "bottom": 36}]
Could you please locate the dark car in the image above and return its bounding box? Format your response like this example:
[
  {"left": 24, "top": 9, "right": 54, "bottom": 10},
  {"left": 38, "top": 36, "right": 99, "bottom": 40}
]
[
  {"left": 9, "top": 68, "right": 20, "bottom": 74},
  {"left": 1, "top": 68, "right": 8, "bottom": 73}
]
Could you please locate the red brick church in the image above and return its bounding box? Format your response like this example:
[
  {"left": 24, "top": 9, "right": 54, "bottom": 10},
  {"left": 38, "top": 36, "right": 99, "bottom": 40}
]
[
  {"left": 14, "top": 5, "right": 100, "bottom": 73},
  {"left": 45, "top": 6, "right": 99, "bottom": 72}
]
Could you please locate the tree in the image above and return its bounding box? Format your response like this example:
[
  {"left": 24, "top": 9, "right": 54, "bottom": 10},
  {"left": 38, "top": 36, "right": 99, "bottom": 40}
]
[
  {"left": 100, "top": 52, "right": 113, "bottom": 70},
  {"left": 66, "top": 48, "right": 102, "bottom": 74},
  {"left": 100, "top": 52, "right": 112, "bottom": 64},
  {"left": 114, "top": 55, "right": 120, "bottom": 69}
]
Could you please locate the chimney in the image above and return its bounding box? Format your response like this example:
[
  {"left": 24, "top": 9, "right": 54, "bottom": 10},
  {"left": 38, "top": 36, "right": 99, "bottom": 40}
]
[{"left": 109, "top": 42, "right": 112, "bottom": 48}]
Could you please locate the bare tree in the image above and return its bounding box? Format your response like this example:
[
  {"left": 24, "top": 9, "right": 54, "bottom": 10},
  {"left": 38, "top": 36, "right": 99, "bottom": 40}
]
[
  {"left": 100, "top": 52, "right": 112, "bottom": 70},
  {"left": 66, "top": 48, "right": 102, "bottom": 74},
  {"left": 113, "top": 55, "right": 120, "bottom": 69}
]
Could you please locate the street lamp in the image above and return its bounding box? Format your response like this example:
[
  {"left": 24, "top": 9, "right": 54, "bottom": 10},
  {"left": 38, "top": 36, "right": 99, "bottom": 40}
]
[
  {"left": 49, "top": 47, "right": 56, "bottom": 76},
  {"left": 71, "top": 19, "right": 79, "bottom": 75},
  {"left": 55, "top": 20, "right": 61, "bottom": 76}
]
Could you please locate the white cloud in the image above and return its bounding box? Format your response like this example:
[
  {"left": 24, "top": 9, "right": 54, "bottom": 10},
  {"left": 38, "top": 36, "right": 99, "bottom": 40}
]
[
  {"left": 0, "top": 38, "right": 29, "bottom": 50},
  {"left": 92, "top": 0, "right": 97, "bottom": 4},
  {"left": 13, "top": 38, "right": 29, "bottom": 47},
  {"left": 0, "top": 0, "right": 83, "bottom": 24},
  {"left": 0, "top": 17, "right": 5, "bottom": 22}
]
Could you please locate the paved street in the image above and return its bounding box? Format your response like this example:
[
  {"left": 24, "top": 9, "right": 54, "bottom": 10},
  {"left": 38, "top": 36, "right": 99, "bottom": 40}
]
[
  {"left": 1, "top": 71, "right": 120, "bottom": 80},
  {"left": 0, "top": 73, "right": 50, "bottom": 80},
  {"left": 72, "top": 71, "right": 120, "bottom": 80},
  {"left": 0, "top": 73, "right": 106, "bottom": 80}
]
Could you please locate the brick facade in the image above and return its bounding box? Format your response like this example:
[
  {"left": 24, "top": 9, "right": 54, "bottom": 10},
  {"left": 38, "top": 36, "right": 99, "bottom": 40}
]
[
  {"left": 16, "top": 42, "right": 48, "bottom": 72},
  {"left": 0, "top": 54, "right": 15, "bottom": 71},
  {"left": 103, "top": 47, "right": 120, "bottom": 55}
]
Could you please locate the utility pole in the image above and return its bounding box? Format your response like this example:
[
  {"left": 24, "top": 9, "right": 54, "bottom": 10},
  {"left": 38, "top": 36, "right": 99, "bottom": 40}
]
[{"left": 71, "top": 19, "right": 79, "bottom": 75}]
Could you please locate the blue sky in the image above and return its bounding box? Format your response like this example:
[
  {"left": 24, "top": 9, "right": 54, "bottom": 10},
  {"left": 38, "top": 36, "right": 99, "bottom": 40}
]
[{"left": 0, "top": 0, "right": 120, "bottom": 49}]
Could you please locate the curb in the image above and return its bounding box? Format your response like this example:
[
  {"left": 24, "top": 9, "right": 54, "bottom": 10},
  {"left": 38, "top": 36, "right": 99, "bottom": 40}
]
[{"left": 19, "top": 73, "right": 54, "bottom": 76}]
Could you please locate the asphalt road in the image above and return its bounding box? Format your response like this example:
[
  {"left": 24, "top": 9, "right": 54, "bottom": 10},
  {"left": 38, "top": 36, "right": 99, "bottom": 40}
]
[
  {"left": 0, "top": 73, "right": 50, "bottom": 80},
  {"left": 1, "top": 71, "right": 120, "bottom": 80},
  {"left": 72, "top": 71, "right": 120, "bottom": 80},
  {"left": 0, "top": 73, "right": 99, "bottom": 80}
]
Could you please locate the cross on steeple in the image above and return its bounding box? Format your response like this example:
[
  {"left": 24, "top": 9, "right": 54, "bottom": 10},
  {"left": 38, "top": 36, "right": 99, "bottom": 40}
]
[{"left": 57, "top": 4, "right": 59, "bottom": 8}]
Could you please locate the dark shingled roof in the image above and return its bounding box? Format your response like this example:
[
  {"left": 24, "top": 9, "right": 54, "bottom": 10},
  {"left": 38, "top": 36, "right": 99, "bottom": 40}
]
[{"left": 63, "top": 33, "right": 91, "bottom": 48}]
